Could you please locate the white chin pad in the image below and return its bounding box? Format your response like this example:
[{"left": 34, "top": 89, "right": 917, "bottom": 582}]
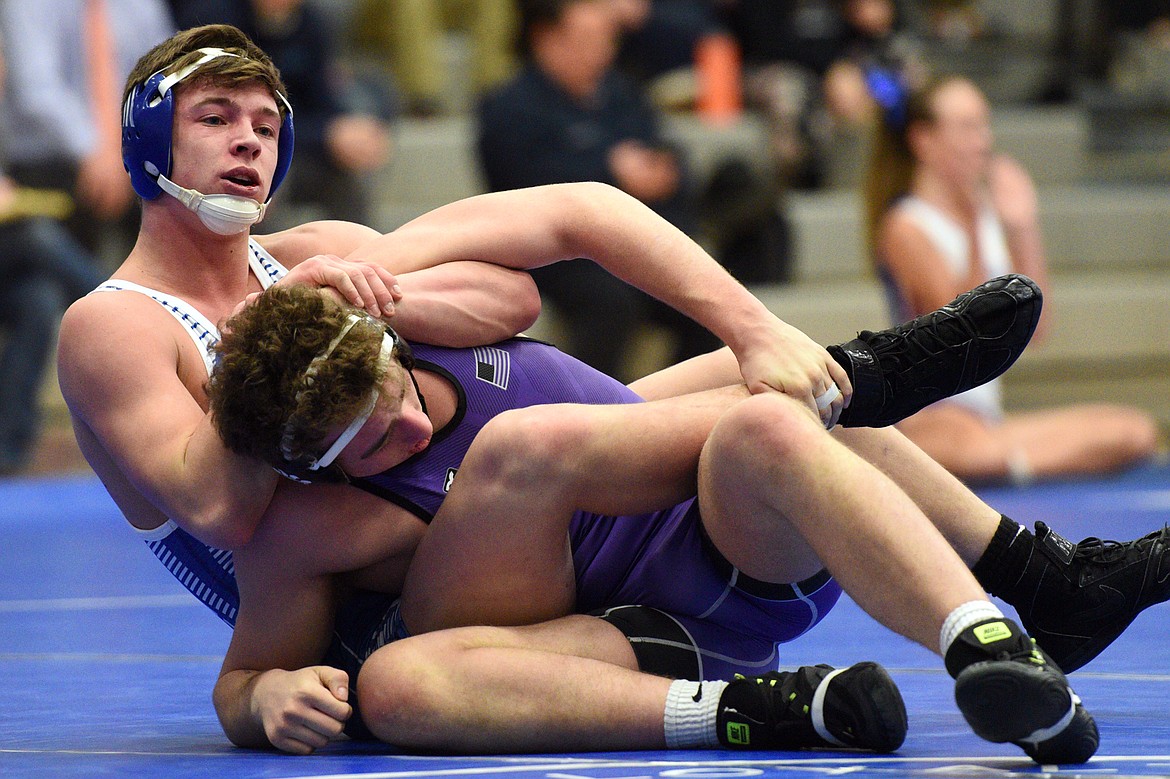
[{"left": 156, "top": 174, "right": 266, "bottom": 235}]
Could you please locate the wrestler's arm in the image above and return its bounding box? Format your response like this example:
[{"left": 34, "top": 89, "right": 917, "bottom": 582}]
[
  {"left": 258, "top": 223, "right": 541, "bottom": 345},
  {"left": 345, "top": 183, "right": 849, "bottom": 416},
  {"left": 213, "top": 485, "right": 423, "bottom": 754},
  {"left": 214, "top": 564, "right": 344, "bottom": 754},
  {"left": 627, "top": 347, "right": 741, "bottom": 400},
  {"left": 57, "top": 294, "right": 277, "bottom": 549}
]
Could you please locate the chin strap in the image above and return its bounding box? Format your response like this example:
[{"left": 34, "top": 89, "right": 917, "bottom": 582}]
[{"left": 155, "top": 173, "right": 266, "bottom": 235}]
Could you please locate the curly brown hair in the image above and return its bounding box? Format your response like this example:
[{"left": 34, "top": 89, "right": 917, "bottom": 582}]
[
  {"left": 123, "top": 24, "right": 289, "bottom": 119},
  {"left": 208, "top": 286, "right": 391, "bottom": 469}
]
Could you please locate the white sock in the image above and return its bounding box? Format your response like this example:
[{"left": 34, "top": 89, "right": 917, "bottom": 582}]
[
  {"left": 663, "top": 679, "right": 728, "bottom": 749},
  {"left": 939, "top": 600, "right": 1007, "bottom": 657}
]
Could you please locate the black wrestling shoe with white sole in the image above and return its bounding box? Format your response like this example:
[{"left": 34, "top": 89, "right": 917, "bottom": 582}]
[
  {"left": 829, "top": 274, "right": 1042, "bottom": 428},
  {"left": 716, "top": 662, "right": 907, "bottom": 752},
  {"left": 946, "top": 618, "right": 1098, "bottom": 764},
  {"left": 996, "top": 521, "right": 1170, "bottom": 673}
]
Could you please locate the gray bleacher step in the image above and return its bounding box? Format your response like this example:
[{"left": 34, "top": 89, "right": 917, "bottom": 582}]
[
  {"left": 825, "top": 105, "right": 1088, "bottom": 190},
  {"left": 750, "top": 269, "right": 1170, "bottom": 425},
  {"left": 789, "top": 184, "right": 1170, "bottom": 282},
  {"left": 372, "top": 116, "right": 481, "bottom": 221}
]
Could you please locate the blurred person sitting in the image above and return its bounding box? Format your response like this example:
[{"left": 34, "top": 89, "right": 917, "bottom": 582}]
[
  {"left": 172, "top": 0, "right": 395, "bottom": 228},
  {"left": 353, "top": 0, "right": 518, "bottom": 116},
  {"left": 477, "top": 0, "right": 719, "bottom": 380},
  {"left": 0, "top": 43, "right": 107, "bottom": 474},
  {"left": 727, "top": 0, "right": 920, "bottom": 189},
  {"left": 0, "top": 0, "right": 174, "bottom": 258},
  {"left": 864, "top": 73, "right": 1160, "bottom": 484}
]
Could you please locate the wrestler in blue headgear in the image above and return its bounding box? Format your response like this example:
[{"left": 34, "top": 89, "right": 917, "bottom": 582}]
[{"left": 122, "top": 41, "right": 295, "bottom": 235}]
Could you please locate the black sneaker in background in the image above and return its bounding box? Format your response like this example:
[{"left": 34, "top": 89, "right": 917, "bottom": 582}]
[
  {"left": 716, "top": 662, "right": 907, "bottom": 752},
  {"left": 946, "top": 617, "right": 1099, "bottom": 764},
  {"left": 830, "top": 274, "right": 1042, "bottom": 428}
]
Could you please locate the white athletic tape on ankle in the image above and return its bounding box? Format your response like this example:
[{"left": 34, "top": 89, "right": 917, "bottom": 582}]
[
  {"left": 810, "top": 666, "right": 849, "bottom": 747},
  {"left": 815, "top": 384, "right": 840, "bottom": 411}
]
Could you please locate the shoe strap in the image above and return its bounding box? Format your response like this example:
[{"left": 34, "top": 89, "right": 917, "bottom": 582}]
[
  {"left": 810, "top": 666, "right": 849, "bottom": 747},
  {"left": 1036, "top": 522, "right": 1076, "bottom": 567},
  {"left": 833, "top": 339, "right": 884, "bottom": 426}
]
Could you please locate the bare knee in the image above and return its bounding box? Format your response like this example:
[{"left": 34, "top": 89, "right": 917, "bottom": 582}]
[
  {"left": 1112, "top": 406, "right": 1161, "bottom": 460},
  {"left": 705, "top": 393, "right": 824, "bottom": 475},
  {"left": 463, "top": 406, "right": 593, "bottom": 496},
  {"left": 357, "top": 635, "right": 465, "bottom": 748}
]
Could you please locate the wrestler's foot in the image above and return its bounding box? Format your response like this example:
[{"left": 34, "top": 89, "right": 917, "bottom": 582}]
[
  {"left": 830, "top": 274, "right": 1042, "bottom": 428},
  {"left": 947, "top": 618, "right": 1098, "bottom": 764},
  {"left": 717, "top": 662, "right": 907, "bottom": 752},
  {"left": 996, "top": 522, "right": 1170, "bottom": 673}
]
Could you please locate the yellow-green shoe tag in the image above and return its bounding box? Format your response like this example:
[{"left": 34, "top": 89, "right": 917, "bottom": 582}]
[
  {"left": 725, "top": 722, "right": 751, "bottom": 745},
  {"left": 973, "top": 621, "right": 1013, "bottom": 645}
]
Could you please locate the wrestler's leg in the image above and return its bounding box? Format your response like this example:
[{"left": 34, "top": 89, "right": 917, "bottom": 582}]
[
  {"left": 697, "top": 391, "right": 985, "bottom": 649},
  {"left": 696, "top": 391, "right": 1098, "bottom": 763},
  {"left": 399, "top": 385, "right": 749, "bottom": 632},
  {"left": 357, "top": 615, "right": 668, "bottom": 752},
  {"left": 358, "top": 611, "right": 906, "bottom": 754}
]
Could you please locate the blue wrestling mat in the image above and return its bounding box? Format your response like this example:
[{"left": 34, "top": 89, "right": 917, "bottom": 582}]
[{"left": 2, "top": 463, "right": 1169, "bottom": 778}]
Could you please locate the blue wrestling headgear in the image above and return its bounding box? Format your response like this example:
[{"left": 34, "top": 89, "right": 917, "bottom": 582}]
[{"left": 122, "top": 47, "right": 295, "bottom": 233}]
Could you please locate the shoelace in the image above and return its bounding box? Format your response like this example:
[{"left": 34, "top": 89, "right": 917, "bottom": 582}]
[
  {"left": 1074, "top": 526, "right": 1169, "bottom": 567},
  {"left": 859, "top": 309, "right": 976, "bottom": 375}
]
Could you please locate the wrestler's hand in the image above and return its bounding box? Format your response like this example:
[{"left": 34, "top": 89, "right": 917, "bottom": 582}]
[
  {"left": 253, "top": 666, "right": 352, "bottom": 755},
  {"left": 280, "top": 255, "right": 402, "bottom": 319},
  {"left": 735, "top": 318, "right": 852, "bottom": 429}
]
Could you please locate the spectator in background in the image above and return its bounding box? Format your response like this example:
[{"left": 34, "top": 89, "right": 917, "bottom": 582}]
[
  {"left": 609, "top": 0, "right": 720, "bottom": 85},
  {"left": 353, "top": 0, "right": 518, "bottom": 117},
  {"left": 172, "top": 0, "right": 395, "bottom": 229},
  {"left": 0, "top": 40, "right": 107, "bottom": 474},
  {"left": 1105, "top": 1, "right": 1170, "bottom": 98},
  {"left": 0, "top": 0, "right": 174, "bottom": 259},
  {"left": 864, "top": 73, "right": 1160, "bottom": 484},
  {"left": 478, "top": 0, "right": 719, "bottom": 380},
  {"left": 727, "top": 0, "right": 921, "bottom": 189}
]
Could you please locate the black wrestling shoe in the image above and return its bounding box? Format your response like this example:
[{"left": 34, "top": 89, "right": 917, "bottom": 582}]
[
  {"left": 830, "top": 274, "right": 1042, "bottom": 428},
  {"left": 947, "top": 618, "right": 1098, "bottom": 764},
  {"left": 1001, "top": 522, "right": 1170, "bottom": 673},
  {"left": 717, "top": 663, "right": 907, "bottom": 752}
]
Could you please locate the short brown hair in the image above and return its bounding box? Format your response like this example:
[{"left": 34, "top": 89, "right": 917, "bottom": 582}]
[
  {"left": 123, "top": 24, "right": 289, "bottom": 118},
  {"left": 208, "top": 285, "right": 391, "bottom": 468}
]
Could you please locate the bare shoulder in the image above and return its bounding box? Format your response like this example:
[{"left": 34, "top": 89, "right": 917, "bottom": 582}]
[
  {"left": 57, "top": 291, "right": 186, "bottom": 415},
  {"left": 878, "top": 207, "right": 933, "bottom": 257},
  {"left": 254, "top": 220, "right": 381, "bottom": 266}
]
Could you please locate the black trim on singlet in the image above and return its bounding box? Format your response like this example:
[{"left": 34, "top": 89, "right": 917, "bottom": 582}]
[
  {"left": 693, "top": 502, "right": 834, "bottom": 600},
  {"left": 350, "top": 481, "right": 435, "bottom": 524},
  {"left": 351, "top": 358, "right": 466, "bottom": 524}
]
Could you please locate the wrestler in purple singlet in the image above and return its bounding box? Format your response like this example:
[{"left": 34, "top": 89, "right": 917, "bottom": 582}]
[{"left": 345, "top": 337, "right": 842, "bottom": 681}]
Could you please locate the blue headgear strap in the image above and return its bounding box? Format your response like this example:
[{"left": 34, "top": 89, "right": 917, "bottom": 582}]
[{"left": 121, "top": 47, "right": 295, "bottom": 201}]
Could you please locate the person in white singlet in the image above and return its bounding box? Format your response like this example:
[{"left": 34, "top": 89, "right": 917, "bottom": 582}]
[{"left": 864, "top": 73, "right": 1160, "bottom": 484}]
